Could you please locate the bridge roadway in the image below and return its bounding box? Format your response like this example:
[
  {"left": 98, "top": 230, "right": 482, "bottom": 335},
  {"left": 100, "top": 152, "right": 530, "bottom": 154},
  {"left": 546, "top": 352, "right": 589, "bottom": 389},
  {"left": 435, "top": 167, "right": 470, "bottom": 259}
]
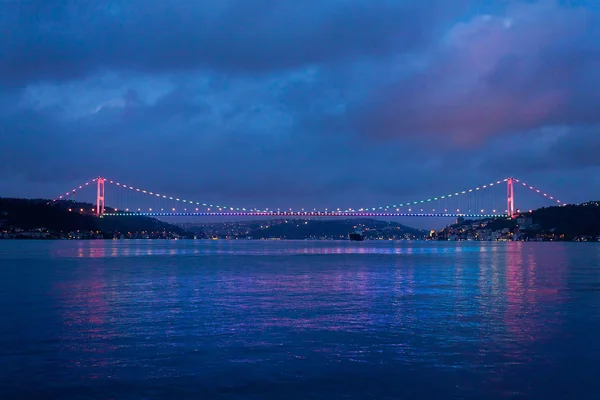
[{"left": 102, "top": 211, "right": 505, "bottom": 218}]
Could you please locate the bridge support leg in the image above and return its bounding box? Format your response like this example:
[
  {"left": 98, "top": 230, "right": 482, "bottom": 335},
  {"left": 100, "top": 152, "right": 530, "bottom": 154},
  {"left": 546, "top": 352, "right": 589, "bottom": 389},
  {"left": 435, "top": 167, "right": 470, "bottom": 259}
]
[
  {"left": 96, "top": 177, "right": 105, "bottom": 216},
  {"left": 507, "top": 177, "right": 514, "bottom": 218}
]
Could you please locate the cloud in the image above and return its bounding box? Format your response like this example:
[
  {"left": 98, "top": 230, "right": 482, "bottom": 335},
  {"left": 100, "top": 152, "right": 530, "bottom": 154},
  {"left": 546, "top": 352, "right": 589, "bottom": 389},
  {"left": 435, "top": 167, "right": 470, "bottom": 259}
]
[
  {"left": 0, "top": 0, "right": 464, "bottom": 87},
  {"left": 1, "top": 0, "right": 599, "bottom": 212},
  {"left": 481, "top": 125, "right": 600, "bottom": 173},
  {"left": 353, "top": 1, "right": 600, "bottom": 144},
  {"left": 0, "top": 71, "right": 456, "bottom": 208}
]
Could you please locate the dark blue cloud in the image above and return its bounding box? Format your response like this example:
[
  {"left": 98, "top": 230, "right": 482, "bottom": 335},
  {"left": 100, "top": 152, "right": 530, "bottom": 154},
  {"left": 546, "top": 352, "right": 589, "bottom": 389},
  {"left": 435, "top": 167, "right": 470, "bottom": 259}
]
[
  {"left": 1, "top": 0, "right": 465, "bottom": 86},
  {"left": 353, "top": 2, "right": 600, "bottom": 143},
  {"left": 1, "top": 0, "right": 599, "bottom": 215}
]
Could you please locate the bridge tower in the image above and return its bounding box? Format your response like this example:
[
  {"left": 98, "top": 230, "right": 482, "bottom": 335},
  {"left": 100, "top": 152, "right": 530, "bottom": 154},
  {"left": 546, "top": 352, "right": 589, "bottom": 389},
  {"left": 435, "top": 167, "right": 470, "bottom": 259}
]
[
  {"left": 96, "top": 177, "right": 105, "bottom": 216},
  {"left": 507, "top": 177, "right": 515, "bottom": 218}
]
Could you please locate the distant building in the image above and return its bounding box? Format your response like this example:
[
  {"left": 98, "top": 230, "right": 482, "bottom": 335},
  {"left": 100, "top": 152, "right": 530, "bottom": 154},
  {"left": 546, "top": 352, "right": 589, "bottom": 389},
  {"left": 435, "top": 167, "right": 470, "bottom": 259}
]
[{"left": 517, "top": 216, "right": 533, "bottom": 228}]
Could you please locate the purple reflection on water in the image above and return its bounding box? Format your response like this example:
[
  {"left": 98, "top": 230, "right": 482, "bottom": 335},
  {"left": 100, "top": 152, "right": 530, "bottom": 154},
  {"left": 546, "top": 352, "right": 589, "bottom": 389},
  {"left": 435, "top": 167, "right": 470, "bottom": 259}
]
[
  {"left": 1, "top": 240, "right": 598, "bottom": 399},
  {"left": 47, "top": 239, "right": 496, "bottom": 259}
]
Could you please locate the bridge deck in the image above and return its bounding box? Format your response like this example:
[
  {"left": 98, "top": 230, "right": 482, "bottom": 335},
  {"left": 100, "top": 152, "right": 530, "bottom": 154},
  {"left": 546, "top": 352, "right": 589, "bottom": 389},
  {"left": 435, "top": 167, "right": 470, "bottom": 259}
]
[{"left": 102, "top": 212, "right": 505, "bottom": 218}]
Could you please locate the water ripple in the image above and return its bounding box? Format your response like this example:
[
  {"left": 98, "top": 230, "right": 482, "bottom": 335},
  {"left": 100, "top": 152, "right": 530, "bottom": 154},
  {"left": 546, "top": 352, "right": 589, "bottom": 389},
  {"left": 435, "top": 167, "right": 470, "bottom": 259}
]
[{"left": 0, "top": 240, "right": 599, "bottom": 399}]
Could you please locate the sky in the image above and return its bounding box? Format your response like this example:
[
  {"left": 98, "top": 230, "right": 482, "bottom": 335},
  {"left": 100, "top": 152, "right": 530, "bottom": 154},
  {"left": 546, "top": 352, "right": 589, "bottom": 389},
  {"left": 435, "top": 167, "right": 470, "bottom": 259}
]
[{"left": 1, "top": 0, "right": 599, "bottom": 217}]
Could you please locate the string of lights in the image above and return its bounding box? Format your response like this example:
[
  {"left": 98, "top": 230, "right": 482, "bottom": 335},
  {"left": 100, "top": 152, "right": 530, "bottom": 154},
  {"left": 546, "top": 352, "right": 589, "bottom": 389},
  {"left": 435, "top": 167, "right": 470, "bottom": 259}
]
[
  {"left": 105, "top": 179, "right": 262, "bottom": 212},
  {"left": 102, "top": 211, "right": 502, "bottom": 218},
  {"left": 50, "top": 178, "right": 98, "bottom": 202},
  {"left": 512, "top": 177, "right": 564, "bottom": 205},
  {"left": 105, "top": 178, "right": 511, "bottom": 214},
  {"left": 359, "top": 179, "right": 509, "bottom": 212},
  {"left": 49, "top": 176, "right": 566, "bottom": 215}
]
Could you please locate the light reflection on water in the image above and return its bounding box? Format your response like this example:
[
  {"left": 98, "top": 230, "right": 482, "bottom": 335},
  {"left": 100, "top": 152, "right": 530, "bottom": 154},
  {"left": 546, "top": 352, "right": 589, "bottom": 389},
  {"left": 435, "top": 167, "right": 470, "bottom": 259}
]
[
  {"left": 0, "top": 240, "right": 599, "bottom": 399},
  {"left": 32, "top": 239, "right": 498, "bottom": 258}
]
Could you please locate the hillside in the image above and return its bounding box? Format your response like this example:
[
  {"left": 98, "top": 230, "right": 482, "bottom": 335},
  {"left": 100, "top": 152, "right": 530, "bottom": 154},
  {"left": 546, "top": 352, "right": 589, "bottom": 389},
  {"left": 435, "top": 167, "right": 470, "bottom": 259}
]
[
  {"left": 436, "top": 201, "right": 600, "bottom": 241},
  {"left": 0, "top": 198, "right": 193, "bottom": 239},
  {"left": 184, "top": 218, "right": 427, "bottom": 240},
  {"left": 249, "top": 219, "right": 426, "bottom": 240},
  {"left": 524, "top": 201, "right": 600, "bottom": 238}
]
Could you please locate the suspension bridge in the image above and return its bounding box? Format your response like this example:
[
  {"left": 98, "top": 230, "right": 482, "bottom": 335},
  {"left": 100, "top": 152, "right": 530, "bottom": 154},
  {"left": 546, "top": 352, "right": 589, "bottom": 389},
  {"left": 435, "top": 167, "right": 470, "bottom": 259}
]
[{"left": 49, "top": 176, "right": 565, "bottom": 220}]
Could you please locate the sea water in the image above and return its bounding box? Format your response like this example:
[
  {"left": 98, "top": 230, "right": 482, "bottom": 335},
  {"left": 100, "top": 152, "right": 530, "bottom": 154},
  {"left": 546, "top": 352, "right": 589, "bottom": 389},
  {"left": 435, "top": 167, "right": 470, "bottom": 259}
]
[{"left": 1, "top": 240, "right": 599, "bottom": 399}]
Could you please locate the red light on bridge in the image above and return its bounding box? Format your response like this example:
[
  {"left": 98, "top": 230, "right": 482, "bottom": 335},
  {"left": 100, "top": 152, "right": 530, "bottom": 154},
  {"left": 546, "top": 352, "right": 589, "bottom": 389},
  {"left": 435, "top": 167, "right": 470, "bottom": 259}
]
[{"left": 51, "top": 175, "right": 565, "bottom": 219}]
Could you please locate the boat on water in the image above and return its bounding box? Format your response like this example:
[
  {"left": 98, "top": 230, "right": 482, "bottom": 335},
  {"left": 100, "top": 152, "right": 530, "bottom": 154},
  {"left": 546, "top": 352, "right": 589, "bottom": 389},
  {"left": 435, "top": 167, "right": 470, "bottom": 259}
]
[{"left": 349, "top": 229, "right": 365, "bottom": 241}]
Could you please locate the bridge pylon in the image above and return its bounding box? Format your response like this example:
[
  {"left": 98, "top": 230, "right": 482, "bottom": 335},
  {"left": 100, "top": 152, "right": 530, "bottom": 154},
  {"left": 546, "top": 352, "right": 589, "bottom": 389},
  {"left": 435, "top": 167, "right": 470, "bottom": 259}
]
[
  {"left": 507, "top": 177, "right": 515, "bottom": 218},
  {"left": 96, "top": 177, "right": 105, "bottom": 216}
]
